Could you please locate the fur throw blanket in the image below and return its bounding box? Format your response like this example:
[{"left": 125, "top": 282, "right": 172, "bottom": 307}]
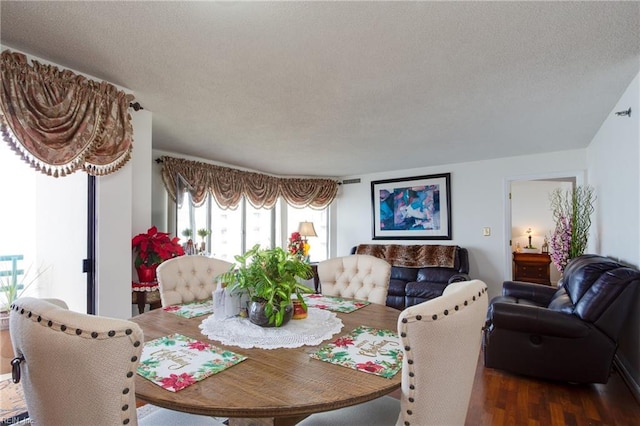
[{"left": 355, "top": 244, "right": 457, "bottom": 268}]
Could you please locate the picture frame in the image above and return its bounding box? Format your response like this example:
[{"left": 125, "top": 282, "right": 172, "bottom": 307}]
[{"left": 371, "top": 173, "right": 451, "bottom": 240}]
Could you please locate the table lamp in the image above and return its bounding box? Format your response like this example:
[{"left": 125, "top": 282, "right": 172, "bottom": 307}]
[
  {"left": 525, "top": 227, "right": 534, "bottom": 249},
  {"left": 298, "top": 221, "right": 317, "bottom": 261}
]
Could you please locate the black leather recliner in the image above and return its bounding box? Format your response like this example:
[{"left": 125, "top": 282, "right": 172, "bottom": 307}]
[{"left": 483, "top": 254, "right": 640, "bottom": 384}]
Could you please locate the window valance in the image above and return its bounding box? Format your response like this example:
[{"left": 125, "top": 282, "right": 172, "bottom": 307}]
[
  {"left": 160, "top": 156, "right": 339, "bottom": 209},
  {"left": 0, "top": 50, "right": 134, "bottom": 177}
]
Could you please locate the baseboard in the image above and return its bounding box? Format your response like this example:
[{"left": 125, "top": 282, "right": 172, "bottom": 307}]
[{"left": 614, "top": 354, "right": 640, "bottom": 404}]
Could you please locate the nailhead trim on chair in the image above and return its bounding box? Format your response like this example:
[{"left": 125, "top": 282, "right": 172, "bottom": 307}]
[
  {"left": 10, "top": 302, "right": 142, "bottom": 426},
  {"left": 396, "top": 285, "right": 487, "bottom": 426}
]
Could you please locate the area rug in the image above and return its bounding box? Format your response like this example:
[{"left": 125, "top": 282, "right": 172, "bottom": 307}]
[
  {"left": 137, "top": 404, "right": 228, "bottom": 424},
  {"left": 0, "top": 376, "right": 28, "bottom": 424}
]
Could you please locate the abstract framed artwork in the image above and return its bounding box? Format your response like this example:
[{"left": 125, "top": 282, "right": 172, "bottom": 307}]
[{"left": 371, "top": 173, "right": 451, "bottom": 240}]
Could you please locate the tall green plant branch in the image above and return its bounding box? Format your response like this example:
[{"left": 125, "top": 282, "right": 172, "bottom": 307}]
[
  {"left": 570, "top": 186, "right": 595, "bottom": 258},
  {"left": 549, "top": 186, "right": 595, "bottom": 269}
]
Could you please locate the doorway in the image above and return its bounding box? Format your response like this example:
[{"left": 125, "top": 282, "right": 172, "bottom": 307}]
[{"left": 505, "top": 171, "right": 585, "bottom": 285}]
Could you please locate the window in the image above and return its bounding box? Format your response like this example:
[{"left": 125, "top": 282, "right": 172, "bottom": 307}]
[
  {"left": 176, "top": 194, "right": 328, "bottom": 262},
  {"left": 0, "top": 138, "right": 88, "bottom": 312},
  {"left": 209, "top": 201, "right": 244, "bottom": 262}
]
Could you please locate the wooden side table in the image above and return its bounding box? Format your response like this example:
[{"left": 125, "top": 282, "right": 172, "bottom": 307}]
[
  {"left": 131, "top": 281, "right": 162, "bottom": 314},
  {"left": 513, "top": 252, "right": 552, "bottom": 286}
]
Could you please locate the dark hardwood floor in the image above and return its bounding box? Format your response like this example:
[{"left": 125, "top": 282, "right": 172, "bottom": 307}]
[
  {"left": 465, "top": 356, "right": 640, "bottom": 425},
  {"left": 5, "top": 356, "right": 640, "bottom": 425}
]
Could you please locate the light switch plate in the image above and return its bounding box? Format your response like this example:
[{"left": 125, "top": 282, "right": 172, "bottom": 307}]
[{"left": 483, "top": 227, "right": 491, "bottom": 236}]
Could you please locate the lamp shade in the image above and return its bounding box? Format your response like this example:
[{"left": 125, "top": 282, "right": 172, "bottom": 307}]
[{"left": 298, "top": 221, "right": 317, "bottom": 238}]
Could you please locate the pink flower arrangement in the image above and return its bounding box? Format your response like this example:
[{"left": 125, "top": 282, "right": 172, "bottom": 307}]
[
  {"left": 549, "top": 186, "right": 595, "bottom": 274},
  {"left": 549, "top": 215, "right": 572, "bottom": 273}
]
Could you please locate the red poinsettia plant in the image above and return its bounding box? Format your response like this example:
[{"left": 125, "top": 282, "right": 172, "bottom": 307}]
[{"left": 132, "top": 226, "right": 184, "bottom": 267}]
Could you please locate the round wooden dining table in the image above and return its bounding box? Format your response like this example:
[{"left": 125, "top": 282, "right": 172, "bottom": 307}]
[{"left": 131, "top": 301, "right": 402, "bottom": 426}]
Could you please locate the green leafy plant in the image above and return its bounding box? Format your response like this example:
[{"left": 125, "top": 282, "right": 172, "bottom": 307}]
[
  {"left": 218, "top": 245, "right": 313, "bottom": 327},
  {"left": 181, "top": 228, "right": 193, "bottom": 238},
  {"left": 1, "top": 263, "right": 49, "bottom": 312}
]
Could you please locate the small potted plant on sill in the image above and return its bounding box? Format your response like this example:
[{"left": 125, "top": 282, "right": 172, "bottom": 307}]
[
  {"left": 197, "top": 228, "right": 211, "bottom": 253},
  {"left": 218, "top": 244, "right": 313, "bottom": 327},
  {"left": 132, "top": 226, "right": 185, "bottom": 282},
  {"left": 181, "top": 228, "right": 195, "bottom": 255}
]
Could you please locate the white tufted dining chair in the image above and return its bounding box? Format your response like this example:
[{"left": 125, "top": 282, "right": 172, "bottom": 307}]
[
  {"left": 317, "top": 254, "right": 391, "bottom": 305},
  {"left": 298, "top": 280, "right": 488, "bottom": 426},
  {"left": 9, "top": 297, "right": 223, "bottom": 426},
  {"left": 156, "top": 255, "right": 232, "bottom": 307}
]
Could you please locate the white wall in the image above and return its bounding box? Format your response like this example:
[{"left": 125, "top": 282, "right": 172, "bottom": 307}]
[
  {"left": 588, "top": 73, "right": 639, "bottom": 264},
  {"left": 132, "top": 111, "right": 154, "bottom": 238},
  {"left": 334, "top": 149, "right": 587, "bottom": 300},
  {"left": 587, "top": 71, "right": 640, "bottom": 392},
  {"left": 96, "top": 110, "right": 153, "bottom": 319}
]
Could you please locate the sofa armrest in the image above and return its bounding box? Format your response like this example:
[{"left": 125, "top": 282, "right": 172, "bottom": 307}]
[
  {"left": 448, "top": 273, "right": 470, "bottom": 284},
  {"left": 488, "top": 302, "right": 590, "bottom": 338},
  {"left": 502, "top": 280, "right": 558, "bottom": 305}
]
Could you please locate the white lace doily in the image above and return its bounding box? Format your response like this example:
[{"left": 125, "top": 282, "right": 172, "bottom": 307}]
[{"left": 199, "top": 307, "right": 343, "bottom": 349}]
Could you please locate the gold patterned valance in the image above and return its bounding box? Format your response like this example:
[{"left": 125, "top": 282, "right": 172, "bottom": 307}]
[
  {"left": 0, "top": 50, "right": 134, "bottom": 177},
  {"left": 160, "top": 156, "right": 339, "bottom": 209}
]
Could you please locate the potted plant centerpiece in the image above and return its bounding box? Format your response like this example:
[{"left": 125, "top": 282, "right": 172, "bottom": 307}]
[
  {"left": 219, "top": 244, "right": 313, "bottom": 327},
  {"left": 132, "top": 226, "right": 185, "bottom": 282}
]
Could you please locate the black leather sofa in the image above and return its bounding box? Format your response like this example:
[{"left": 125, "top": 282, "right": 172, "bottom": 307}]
[
  {"left": 350, "top": 245, "right": 470, "bottom": 310},
  {"left": 483, "top": 254, "right": 640, "bottom": 384}
]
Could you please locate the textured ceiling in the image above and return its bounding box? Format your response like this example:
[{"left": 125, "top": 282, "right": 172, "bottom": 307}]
[{"left": 1, "top": 1, "right": 639, "bottom": 177}]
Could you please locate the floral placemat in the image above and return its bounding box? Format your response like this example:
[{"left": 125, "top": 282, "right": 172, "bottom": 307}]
[
  {"left": 310, "top": 325, "right": 403, "bottom": 378},
  {"left": 303, "top": 294, "right": 370, "bottom": 313},
  {"left": 137, "top": 333, "right": 246, "bottom": 391},
  {"left": 163, "top": 300, "right": 213, "bottom": 318}
]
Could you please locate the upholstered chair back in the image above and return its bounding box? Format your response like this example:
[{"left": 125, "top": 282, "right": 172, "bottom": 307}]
[
  {"left": 398, "top": 279, "right": 488, "bottom": 426},
  {"left": 156, "top": 255, "right": 233, "bottom": 307},
  {"left": 298, "top": 279, "right": 488, "bottom": 426},
  {"left": 317, "top": 254, "right": 391, "bottom": 305},
  {"left": 10, "top": 297, "right": 144, "bottom": 426},
  {"left": 548, "top": 254, "right": 640, "bottom": 339}
]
